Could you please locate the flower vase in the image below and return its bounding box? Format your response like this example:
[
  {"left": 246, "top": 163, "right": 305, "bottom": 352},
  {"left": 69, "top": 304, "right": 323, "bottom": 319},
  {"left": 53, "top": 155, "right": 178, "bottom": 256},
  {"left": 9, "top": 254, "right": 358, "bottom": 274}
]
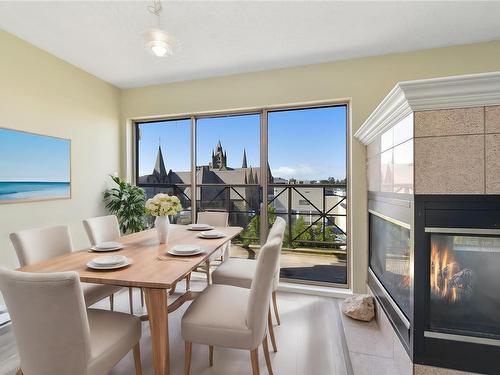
[{"left": 155, "top": 216, "right": 170, "bottom": 244}]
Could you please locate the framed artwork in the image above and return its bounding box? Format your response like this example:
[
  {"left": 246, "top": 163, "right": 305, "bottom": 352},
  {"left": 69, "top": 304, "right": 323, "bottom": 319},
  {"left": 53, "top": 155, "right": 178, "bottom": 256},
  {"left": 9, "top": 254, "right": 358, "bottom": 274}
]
[{"left": 0, "top": 127, "right": 71, "bottom": 203}]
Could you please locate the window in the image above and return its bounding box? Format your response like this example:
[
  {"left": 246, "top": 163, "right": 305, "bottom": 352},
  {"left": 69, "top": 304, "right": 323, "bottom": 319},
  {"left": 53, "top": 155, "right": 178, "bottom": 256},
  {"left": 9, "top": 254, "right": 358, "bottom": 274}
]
[{"left": 135, "top": 103, "right": 350, "bottom": 287}]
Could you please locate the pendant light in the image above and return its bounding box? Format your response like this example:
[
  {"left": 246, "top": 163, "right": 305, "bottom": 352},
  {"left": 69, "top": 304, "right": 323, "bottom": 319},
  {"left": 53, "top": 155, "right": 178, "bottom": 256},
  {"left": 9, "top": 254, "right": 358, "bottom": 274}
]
[{"left": 143, "top": 0, "right": 178, "bottom": 57}]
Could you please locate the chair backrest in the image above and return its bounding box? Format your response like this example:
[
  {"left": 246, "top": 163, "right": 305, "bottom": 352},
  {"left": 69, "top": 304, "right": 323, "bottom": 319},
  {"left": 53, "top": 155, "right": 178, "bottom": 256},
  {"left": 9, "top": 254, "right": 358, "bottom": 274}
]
[
  {"left": 197, "top": 211, "right": 229, "bottom": 227},
  {"left": 266, "top": 217, "right": 286, "bottom": 288},
  {"left": 83, "top": 215, "right": 120, "bottom": 246},
  {"left": 0, "top": 268, "right": 91, "bottom": 375},
  {"left": 245, "top": 230, "right": 284, "bottom": 347},
  {"left": 9, "top": 225, "right": 73, "bottom": 267}
]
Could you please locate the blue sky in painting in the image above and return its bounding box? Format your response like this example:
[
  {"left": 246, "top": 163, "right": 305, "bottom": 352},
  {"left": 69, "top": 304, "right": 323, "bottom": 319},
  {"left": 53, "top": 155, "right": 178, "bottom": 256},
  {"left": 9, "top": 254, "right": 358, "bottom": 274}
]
[
  {"left": 138, "top": 106, "right": 347, "bottom": 181},
  {"left": 0, "top": 128, "right": 70, "bottom": 182}
]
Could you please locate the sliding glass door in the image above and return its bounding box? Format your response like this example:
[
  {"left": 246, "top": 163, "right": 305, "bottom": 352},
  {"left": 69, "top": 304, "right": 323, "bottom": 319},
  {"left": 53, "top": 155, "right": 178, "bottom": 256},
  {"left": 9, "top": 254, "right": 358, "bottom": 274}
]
[
  {"left": 267, "top": 106, "right": 348, "bottom": 285},
  {"left": 135, "top": 103, "right": 349, "bottom": 287}
]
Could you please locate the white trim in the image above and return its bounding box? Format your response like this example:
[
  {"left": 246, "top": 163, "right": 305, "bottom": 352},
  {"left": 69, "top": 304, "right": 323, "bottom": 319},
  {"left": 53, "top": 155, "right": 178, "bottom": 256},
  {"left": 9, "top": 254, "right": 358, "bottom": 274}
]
[
  {"left": 355, "top": 71, "right": 500, "bottom": 145},
  {"left": 278, "top": 282, "right": 353, "bottom": 299}
]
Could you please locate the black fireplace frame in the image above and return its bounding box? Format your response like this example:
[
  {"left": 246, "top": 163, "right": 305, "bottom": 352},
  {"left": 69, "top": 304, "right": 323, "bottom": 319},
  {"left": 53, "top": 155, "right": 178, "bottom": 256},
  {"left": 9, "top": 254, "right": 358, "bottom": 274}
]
[{"left": 414, "top": 195, "right": 500, "bottom": 375}]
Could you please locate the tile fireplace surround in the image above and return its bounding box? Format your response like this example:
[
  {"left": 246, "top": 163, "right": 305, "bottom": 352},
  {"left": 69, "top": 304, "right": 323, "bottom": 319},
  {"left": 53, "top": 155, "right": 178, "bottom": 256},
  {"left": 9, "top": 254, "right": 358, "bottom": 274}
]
[{"left": 355, "top": 71, "right": 500, "bottom": 375}]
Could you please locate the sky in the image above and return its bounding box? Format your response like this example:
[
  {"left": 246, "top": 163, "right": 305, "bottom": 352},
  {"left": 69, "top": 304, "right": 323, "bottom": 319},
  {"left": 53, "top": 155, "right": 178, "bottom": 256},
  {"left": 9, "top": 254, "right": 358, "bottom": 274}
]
[
  {"left": 138, "top": 105, "right": 347, "bottom": 181},
  {"left": 0, "top": 128, "right": 70, "bottom": 182}
]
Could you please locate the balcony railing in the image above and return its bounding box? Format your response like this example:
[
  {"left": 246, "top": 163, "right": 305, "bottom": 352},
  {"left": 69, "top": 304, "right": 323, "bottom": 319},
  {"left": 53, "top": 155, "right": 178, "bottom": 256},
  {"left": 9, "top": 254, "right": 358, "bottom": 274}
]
[{"left": 137, "top": 182, "right": 347, "bottom": 253}]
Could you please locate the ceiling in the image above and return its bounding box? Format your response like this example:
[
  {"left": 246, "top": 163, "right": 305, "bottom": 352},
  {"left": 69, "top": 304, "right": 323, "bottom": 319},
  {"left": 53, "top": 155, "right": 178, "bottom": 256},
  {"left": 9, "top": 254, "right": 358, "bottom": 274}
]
[{"left": 1, "top": 1, "right": 500, "bottom": 89}]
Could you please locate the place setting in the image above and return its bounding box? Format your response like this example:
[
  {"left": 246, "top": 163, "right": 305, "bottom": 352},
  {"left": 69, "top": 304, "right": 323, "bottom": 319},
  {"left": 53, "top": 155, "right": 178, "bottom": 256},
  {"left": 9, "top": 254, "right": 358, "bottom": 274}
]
[
  {"left": 168, "top": 244, "right": 205, "bottom": 257},
  {"left": 197, "top": 230, "right": 226, "bottom": 239},
  {"left": 186, "top": 223, "right": 214, "bottom": 231},
  {"left": 89, "top": 241, "right": 125, "bottom": 252},
  {"left": 86, "top": 255, "right": 132, "bottom": 270}
]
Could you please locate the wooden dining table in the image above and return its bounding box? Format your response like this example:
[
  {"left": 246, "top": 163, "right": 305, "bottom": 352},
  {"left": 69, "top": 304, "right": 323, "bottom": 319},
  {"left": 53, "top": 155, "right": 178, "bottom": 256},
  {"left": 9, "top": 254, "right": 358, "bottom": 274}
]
[{"left": 18, "top": 224, "right": 243, "bottom": 375}]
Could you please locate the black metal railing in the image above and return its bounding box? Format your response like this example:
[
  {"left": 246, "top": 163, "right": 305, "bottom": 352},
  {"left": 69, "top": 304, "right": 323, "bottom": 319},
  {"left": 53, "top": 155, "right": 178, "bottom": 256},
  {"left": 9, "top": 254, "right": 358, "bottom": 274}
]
[{"left": 137, "top": 182, "right": 347, "bottom": 252}]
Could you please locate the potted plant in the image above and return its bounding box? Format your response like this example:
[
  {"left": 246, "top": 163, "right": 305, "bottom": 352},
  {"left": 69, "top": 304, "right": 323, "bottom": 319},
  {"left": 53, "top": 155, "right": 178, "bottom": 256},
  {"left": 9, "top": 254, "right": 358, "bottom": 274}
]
[
  {"left": 104, "top": 175, "right": 147, "bottom": 234},
  {"left": 145, "top": 193, "right": 183, "bottom": 244}
]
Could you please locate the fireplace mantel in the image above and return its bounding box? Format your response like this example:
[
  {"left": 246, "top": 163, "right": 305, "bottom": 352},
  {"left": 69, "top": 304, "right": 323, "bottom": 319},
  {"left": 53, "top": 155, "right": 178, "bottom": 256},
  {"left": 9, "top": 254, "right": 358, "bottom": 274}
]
[{"left": 355, "top": 71, "right": 500, "bottom": 145}]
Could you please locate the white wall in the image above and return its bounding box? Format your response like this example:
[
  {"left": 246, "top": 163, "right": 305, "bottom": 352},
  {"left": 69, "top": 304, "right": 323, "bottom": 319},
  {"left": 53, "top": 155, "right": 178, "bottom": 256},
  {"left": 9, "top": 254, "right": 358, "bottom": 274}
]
[{"left": 0, "top": 30, "right": 121, "bottom": 305}]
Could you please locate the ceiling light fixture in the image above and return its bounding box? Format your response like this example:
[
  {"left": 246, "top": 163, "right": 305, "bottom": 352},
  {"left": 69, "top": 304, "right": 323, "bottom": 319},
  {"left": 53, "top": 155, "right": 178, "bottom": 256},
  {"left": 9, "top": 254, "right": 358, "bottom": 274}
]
[{"left": 143, "top": 0, "right": 177, "bottom": 58}]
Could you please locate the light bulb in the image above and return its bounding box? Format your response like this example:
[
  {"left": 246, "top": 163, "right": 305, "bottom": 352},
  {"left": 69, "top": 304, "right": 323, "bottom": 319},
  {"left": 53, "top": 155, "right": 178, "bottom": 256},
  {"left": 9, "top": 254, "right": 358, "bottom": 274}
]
[
  {"left": 151, "top": 41, "right": 168, "bottom": 57},
  {"left": 143, "top": 28, "right": 176, "bottom": 58}
]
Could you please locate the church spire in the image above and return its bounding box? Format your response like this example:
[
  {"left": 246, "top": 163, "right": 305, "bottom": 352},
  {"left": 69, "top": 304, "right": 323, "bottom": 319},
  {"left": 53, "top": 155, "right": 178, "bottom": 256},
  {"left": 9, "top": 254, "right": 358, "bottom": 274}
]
[
  {"left": 242, "top": 149, "right": 248, "bottom": 168},
  {"left": 153, "top": 145, "right": 167, "bottom": 178}
]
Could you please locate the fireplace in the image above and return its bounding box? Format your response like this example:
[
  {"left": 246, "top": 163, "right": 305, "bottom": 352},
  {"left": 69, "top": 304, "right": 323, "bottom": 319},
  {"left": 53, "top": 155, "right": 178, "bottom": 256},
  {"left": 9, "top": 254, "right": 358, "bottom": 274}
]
[
  {"left": 369, "top": 212, "right": 411, "bottom": 319},
  {"left": 428, "top": 232, "right": 500, "bottom": 340},
  {"left": 367, "top": 194, "right": 413, "bottom": 354},
  {"left": 413, "top": 195, "right": 500, "bottom": 374}
]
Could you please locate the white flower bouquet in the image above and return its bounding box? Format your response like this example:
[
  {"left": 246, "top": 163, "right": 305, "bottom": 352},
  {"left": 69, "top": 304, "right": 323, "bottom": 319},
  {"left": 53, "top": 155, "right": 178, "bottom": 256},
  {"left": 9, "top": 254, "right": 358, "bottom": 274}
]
[{"left": 145, "top": 193, "right": 183, "bottom": 217}]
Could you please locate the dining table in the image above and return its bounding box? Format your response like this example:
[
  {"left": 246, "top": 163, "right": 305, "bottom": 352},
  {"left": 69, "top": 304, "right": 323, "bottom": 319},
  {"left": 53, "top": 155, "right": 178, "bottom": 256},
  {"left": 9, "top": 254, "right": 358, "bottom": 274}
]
[{"left": 18, "top": 223, "right": 243, "bottom": 375}]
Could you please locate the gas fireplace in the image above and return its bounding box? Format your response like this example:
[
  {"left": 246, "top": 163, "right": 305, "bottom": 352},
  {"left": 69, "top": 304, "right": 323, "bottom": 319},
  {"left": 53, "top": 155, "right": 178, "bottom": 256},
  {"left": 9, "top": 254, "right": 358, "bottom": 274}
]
[
  {"left": 413, "top": 195, "right": 500, "bottom": 374},
  {"left": 428, "top": 232, "right": 500, "bottom": 340},
  {"left": 368, "top": 195, "right": 500, "bottom": 374}
]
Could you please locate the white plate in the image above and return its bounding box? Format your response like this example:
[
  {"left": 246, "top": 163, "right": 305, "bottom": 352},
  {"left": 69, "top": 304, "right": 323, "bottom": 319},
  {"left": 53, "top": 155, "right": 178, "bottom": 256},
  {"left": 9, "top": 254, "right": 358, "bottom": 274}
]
[
  {"left": 187, "top": 224, "right": 214, "bottom": 231},
  {"left": 168, "top": 248, "right": 205, "bottom": 257},
  {"left": 90, "top": 245, "right": 124, "bottom": 252},
  {"left": 171, "top": 244, "right": 200, "bottom": 253},
  {"left": 197, "top": 231, "right": 225, "bottom": 239},
  {"left": 92, "top": 255, "right": 127, "bottom": 266},
  {"left": 95, "top": 241, "right": 124, "bottom": 249},
  {"left": 87, "top": 257, "right": 132, "bottom": 270}
]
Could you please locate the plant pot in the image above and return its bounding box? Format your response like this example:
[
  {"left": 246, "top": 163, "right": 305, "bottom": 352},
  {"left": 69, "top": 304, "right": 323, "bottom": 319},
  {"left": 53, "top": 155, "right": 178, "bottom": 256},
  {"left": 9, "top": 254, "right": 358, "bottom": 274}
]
[{"left": 155, "top": 216, "right": 170, "bottom": 244}]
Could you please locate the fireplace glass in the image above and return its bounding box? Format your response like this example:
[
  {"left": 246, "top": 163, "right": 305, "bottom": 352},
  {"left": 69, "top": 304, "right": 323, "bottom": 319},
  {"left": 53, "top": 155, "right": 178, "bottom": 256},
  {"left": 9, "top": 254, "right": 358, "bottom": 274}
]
[
  {"left": 429, "top": 233, "right": 500, "bottom": 339},
  {"left": 369, "top": 213, "right": 411, "bottom": 318}
]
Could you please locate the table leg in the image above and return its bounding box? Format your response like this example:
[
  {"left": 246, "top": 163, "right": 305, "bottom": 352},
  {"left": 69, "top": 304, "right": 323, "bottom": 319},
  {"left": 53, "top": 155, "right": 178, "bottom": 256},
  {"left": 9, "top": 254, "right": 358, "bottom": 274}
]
[{"left": 144, "top": 288, "right": 169, "bottom": 375}]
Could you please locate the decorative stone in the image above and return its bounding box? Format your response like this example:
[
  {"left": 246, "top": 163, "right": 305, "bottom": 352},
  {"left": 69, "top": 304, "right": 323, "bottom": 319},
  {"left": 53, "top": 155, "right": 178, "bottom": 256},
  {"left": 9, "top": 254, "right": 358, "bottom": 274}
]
[{"left": 341, "top": 294, "right": 375, "bottom": 322}]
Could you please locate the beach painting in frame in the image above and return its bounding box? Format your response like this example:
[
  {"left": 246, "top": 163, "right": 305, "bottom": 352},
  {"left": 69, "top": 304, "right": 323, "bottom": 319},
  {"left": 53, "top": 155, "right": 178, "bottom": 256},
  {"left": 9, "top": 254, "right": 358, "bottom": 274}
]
[{"left": 0, "top": 127, "right": 71, "bottom": 203}]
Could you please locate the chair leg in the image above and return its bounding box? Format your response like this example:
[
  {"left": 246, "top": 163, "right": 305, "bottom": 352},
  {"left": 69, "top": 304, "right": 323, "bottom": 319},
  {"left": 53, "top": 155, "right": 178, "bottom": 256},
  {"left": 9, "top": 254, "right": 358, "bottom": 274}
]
[
  {"left": 267, "top": 309, "right": 278, "bottom": 352},
  {"left": 133, "top": 343, "right": 142, "bottom": 375},
  {"left": 186, "top": 273, "right": 191, "bottom": 291},
  {"left": 272, "top": 291, "right": 280, "bottom": 326},
  {"left": 109, "top": 294, "right": 114, "bottom": 311},
  {"left": 250, "top": 348, "right": 260, "bottom": 375},
  {"left": 209, "top": 345, "right": 214, "bottom": 366},
  {"left": 129, "top": 287, "right": 134, "bottom": 314},
  {"left": 205, "top": 259, "right": 211, "bottom": 285},
  {"left": 140, "top": 288, "right": 144, "bottom": 307},
  {"left": 262, "top": 336, "right": 274, "bottom": 375},
  {"left": 185, "top": 341, "right": 192, "bottom": 375}
]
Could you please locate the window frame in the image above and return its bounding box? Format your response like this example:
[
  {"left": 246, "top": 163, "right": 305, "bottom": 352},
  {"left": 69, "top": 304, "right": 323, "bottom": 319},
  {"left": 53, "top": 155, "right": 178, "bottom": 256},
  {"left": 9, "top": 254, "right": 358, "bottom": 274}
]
[{"left": 132, "top": 100, "right": 351, "bottom": 289}]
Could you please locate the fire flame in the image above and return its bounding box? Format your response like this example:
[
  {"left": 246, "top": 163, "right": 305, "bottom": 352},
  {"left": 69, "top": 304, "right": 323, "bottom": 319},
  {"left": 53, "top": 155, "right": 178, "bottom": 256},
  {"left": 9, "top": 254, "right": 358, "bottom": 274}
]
[{"left": 430, "top": 243, "right": 459, "bottom": 303}]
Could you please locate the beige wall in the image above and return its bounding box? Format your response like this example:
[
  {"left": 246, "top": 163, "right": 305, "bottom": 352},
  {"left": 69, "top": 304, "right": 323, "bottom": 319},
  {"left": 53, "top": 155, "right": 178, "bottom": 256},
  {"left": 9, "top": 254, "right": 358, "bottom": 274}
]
[
  {"left": 0, "top": 29, "right": 121, "bottom": 295},
  {"left": 121, "top": 40, "right": 500, "bottom": 293}
]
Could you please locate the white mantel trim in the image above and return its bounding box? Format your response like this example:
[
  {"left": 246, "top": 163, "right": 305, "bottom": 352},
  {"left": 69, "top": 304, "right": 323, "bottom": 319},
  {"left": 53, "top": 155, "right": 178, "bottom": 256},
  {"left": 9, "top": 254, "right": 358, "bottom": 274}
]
[{"left": 355, "top": 71, "right": 500, "bottom": 145}]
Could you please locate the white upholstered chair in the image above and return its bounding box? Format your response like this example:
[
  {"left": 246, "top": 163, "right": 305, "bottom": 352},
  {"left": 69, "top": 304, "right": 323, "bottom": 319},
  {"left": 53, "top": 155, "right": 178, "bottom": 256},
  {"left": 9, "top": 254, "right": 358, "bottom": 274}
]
[
  {"left": 211, "top": 217, "right": 286, "bottom": 352},
  {"left": 83, "top": 215, "right": 138, "bottom": 313},
  {"left": 9, "top": 225, "right": 121, "bottom": 309},
  {"left": 0, "top": 268, "right": 142, "bottom": 375},
  {"left": 182, "top": 232, "right": 283, "bottom": 375},
  {"left": 195, "top": 211, "right": 230, "bottom": 284}
]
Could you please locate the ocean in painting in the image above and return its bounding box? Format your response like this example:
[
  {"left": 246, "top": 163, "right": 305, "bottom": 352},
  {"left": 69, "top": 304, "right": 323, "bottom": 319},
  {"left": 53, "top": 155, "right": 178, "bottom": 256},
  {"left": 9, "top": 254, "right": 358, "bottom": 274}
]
[{"left": 0, "top": 181, "right": 70, "bottom": 201}]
